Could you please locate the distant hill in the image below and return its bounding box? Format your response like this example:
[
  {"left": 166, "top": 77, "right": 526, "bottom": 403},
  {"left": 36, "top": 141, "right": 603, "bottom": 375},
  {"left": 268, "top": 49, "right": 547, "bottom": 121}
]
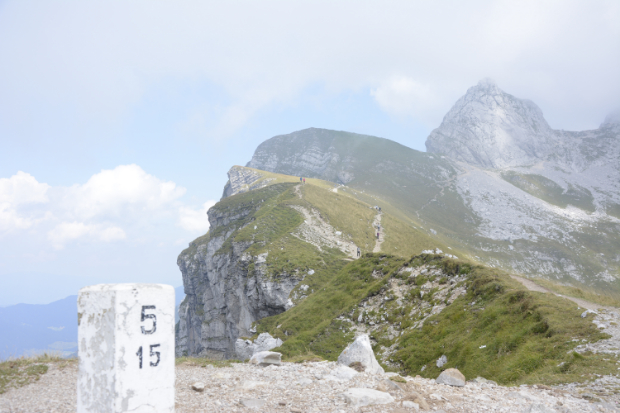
[
  {"left": 1, "top": 286, "right": 185, "bottom": 360},
  {"left": 0, "top": 295, "right": 78, "bottom": 360}
]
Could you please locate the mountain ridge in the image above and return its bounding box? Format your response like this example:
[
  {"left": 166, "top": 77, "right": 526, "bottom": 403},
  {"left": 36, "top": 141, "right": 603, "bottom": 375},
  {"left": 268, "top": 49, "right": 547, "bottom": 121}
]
[{"left": 425, "top": 79, "right": 620, "bottom": 171}]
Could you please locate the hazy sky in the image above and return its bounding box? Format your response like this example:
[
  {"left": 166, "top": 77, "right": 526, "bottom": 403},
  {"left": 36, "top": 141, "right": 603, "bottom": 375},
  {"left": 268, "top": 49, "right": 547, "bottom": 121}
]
[{"left": 1, "top": 1, "right": 619, "bottom": 305}]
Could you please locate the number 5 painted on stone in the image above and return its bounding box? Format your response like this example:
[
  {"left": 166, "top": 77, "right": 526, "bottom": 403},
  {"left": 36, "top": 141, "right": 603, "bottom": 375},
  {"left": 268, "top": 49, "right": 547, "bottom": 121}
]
[
  {"left": 77, "top": 284, "right": 175, "bottom": 413},
  {"left": 141, "top": 305, "right": 156, "bottom": 334}
]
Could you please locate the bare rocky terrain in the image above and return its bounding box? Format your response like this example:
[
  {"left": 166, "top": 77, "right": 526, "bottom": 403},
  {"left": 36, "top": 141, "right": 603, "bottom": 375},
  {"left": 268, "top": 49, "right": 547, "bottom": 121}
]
[{"left": 1, "top": 357, "right": 619, "bottom": 412}]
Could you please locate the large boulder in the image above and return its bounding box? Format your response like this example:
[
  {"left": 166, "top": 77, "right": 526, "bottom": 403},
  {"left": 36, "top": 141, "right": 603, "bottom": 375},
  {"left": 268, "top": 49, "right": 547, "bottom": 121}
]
[
  {"left": 249, "top": 351, "right": 282, "bottom": 366},
  {"left": 436, "top": 368, "right": 466, "bottom": 387},
  {"left": 235, "top": 333, "right": 283, "bottom": 360},
  {"left": 337, "top": 334, "right": 384, "bottom": 374}
]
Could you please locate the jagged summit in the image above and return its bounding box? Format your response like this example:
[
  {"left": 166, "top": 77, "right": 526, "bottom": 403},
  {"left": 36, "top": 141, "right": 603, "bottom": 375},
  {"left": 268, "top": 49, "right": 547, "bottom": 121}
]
[
  {"left": 425, "top": 80, "right": 555, "bottom": 168},
  {"left": 601, "top": 109, "right": 620, "bottom": 128}
]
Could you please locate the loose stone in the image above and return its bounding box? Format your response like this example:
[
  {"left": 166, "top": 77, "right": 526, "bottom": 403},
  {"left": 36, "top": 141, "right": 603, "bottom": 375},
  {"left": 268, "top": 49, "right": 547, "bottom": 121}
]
[
  {"left": 436, "top": 368, "right": 466, "bottom": 387},
  {"left": 190, "top": 382, "right": 205, "bottom": 392}
]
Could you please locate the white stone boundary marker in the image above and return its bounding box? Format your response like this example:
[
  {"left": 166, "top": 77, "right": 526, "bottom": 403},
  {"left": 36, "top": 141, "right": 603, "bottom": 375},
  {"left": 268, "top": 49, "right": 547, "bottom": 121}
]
[{"left": 77, "top": 284, "right": 175, "bottom": 413}]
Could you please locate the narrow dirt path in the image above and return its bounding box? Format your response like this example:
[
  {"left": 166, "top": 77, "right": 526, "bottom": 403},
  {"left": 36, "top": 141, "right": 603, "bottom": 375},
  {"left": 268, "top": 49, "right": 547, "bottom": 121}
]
[
  {"left": 511, "top": 274, "right": 620, "bottom": 355},
  {"left": 372, "top": 211, "right": 383, "bottom": 253},
  {"left": 510, "top": 275, "right": 614, "bottom": 312}
]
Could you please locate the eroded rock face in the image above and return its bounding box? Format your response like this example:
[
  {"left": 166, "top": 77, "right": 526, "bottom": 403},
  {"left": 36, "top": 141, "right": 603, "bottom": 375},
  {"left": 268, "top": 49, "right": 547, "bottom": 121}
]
[
  {"left": 246, "top": 128, "right": 358, "bottom": 185},
  {"left": 221, "top": 166, "right": 273, "bottom": 199},
  {"left": 426, "top": 79, "right": 620, "bottom": 170},
  {"left": 426, "top": 79, "right": 556, "bottom": 169},
  {"left": 175, "top": 202, "right": 300, "bottom": 359}
]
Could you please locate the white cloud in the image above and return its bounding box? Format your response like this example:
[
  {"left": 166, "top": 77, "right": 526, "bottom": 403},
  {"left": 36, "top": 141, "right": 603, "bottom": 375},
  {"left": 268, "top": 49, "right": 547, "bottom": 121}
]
[
  {"left": 0, "top": 171, "right": 49, "bottom": 204},
  {"left": 0, "top": 172, "right": 50, "bottom": 231},
  {"left": 0, "top": 165, "right": 199, "bottom": 249},
  {"left": 178, "top": 200, "right": 216, "bottom": 233},
  {"left": 1, "top": 1, "right": 618, "bottom": 136},
  {"left": 47, "top": 222, "right": 126, "bottom": 250},
  {"left": 371, "top": 77, "right": 440, "bottom": 121},
  {"left": 64, "top": 164, "right": 186, "bottom": 220}
]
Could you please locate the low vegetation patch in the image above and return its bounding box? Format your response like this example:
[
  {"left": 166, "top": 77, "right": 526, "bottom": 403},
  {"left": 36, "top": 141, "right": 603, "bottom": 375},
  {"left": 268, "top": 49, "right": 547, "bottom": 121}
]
[
  {"left": 175, "top": 357, "right": 239, "bottom": 368},
  {"left": 257, "top": 254, "right": 406, "bottom": 358},
  {"left": 257, "top": 254, "right": 617, "bottom": 386},
  {"left": 0, "top": 354, "right": 71, "bottom": 394},
  {"left": 392, "top": 264, "right": 614, "bottom": 385}
]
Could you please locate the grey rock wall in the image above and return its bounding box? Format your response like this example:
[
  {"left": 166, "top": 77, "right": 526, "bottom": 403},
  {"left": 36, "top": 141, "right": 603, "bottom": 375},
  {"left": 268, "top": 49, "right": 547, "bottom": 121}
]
[
  {"left": 175, "top": 201, "right": 300, "bottom": 359},
  {"left": 221, "top": 166, "right": 274, "bottom": 199},
  {"left": 246, "top": 128, "right": 358, "bottom": 184},
  {"left": 425, "top": 79, "right": 557, "bottom": 169}
]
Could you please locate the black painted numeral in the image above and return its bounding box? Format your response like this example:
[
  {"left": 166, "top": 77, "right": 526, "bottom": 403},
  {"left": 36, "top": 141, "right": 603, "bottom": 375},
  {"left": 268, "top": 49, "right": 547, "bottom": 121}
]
[
  {"left": 150, "top": 344, "right": 161, "bottom": 367},
  {"left": 136, "top": 346, "right": 143, "bottom": 369},
  {"left": 137, "top": 344, "right": 161, "bottom": 368},
  {"left": 141, "top": 305, "right": 156, "bottom": 334}
]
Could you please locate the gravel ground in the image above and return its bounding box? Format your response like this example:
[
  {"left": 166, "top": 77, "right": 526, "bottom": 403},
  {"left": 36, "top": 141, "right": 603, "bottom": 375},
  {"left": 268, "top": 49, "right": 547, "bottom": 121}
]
[{"left": 1, "top": 360, "right": 618, "bottom": 412}]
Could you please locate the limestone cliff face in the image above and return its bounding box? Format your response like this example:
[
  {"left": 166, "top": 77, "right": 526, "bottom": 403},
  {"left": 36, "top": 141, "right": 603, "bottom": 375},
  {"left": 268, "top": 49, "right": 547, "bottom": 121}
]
[
  {"left": 175, "top": 194, "right": 299, "bottom": 359},
  {"left": 221, "top": 166, "right": 273, "bottom": 199},
  {"left": 425, "top": 79, "right": 620, "bottom": 171},
  {"left": 246, "top": 128, "right": 360, "bottom": 184},
  {"left": 425, "top": 79, "right": 557, "bottom": 169}
]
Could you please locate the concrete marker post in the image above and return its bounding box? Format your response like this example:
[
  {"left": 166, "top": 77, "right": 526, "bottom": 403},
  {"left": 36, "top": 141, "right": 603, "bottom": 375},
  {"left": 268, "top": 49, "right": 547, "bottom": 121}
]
[{"left": 77, "top": 284, "right": 175, "bottom": 412}]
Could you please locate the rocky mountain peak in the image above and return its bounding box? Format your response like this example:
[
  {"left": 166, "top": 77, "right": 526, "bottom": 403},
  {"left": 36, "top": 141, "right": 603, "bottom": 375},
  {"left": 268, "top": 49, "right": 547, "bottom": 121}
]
[
  {"left": 425, "top": 80, "right": 555, "bottom": 168},
  {"left": 601, "top": 109, "right": 620, "bottom": 128}
]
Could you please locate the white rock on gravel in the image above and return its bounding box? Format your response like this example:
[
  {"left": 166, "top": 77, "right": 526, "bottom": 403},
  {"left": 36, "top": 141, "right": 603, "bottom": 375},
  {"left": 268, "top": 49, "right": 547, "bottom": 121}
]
[
  {"left": 402, "top": 400, "right": 420, "bottom": 409},
  {"left": 296, "top": 378, "right": 313, "bottom": 386},
  {"left": 436, "top": 368, "right": 466, "bottom": 387},
  {"left": 190, "top": 381, "right": 205, "bottom": 392},
  {"left": 235, "top": 332, "right": 283, "bottom": 360},
  {"left": 341, "top": 388, "right": 394, "bottom": 408},
  {"left": 337, "top": 334, "right": 384, "bottom": 374},
  {"left": 249, "top": 351, "right": 282, "bottom": 366},
  {"left": 237, "top": 380, "right": 266, "bottom": 390},
  {"left": 239, "top": 398, "right": 266, "bottom": 408},
  {"left": 324, "top": 365, "right": 358, "bottom": 381}
]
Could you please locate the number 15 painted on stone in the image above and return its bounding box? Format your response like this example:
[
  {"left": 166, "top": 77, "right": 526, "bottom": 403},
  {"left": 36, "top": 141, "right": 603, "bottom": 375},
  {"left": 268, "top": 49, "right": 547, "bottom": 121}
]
[{"left": 137, "top": 305, "right": 160, "bottom": 368}]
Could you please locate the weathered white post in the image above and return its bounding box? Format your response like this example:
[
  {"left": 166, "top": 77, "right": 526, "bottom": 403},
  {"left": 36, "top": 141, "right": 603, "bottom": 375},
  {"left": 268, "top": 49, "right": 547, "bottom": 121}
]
[{"left": 77, "top": 284, "right": 175, "bottom": 413}]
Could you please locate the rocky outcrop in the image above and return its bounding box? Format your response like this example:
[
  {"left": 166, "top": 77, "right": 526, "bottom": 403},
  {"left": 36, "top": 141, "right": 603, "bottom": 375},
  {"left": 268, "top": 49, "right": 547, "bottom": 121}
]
[
  {"left": 425, "top": 79, "right": 620, "bottom": 170},
  {"left": 221, "top": 166, "right": 273, "bottom": 199},
  {"left": 426, "top": 79, "right": 557, "bottom": 169},
  {"left": 175, "top": 192, "right": 301, "bottom": 359},
  {"left": 235, "top": 332, "right": 283, "bottom": 361},
  {"left": 246, "top": 128, "right": 363, "bottom": 184},
  {"left": 337, "top": 334, "right": 385, "bottom": 374}
]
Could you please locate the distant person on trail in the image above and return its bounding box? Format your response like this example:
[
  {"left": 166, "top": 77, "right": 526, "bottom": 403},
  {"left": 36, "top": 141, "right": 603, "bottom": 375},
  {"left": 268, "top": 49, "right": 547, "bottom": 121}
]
[
  {"left": 300, "top": 177, "right": 302, "bottom": 182},
  {"left": 303, "top": 178, "right": 306, "bottom": 184},
  {"left": 377, "top": 232, "right": 380, "bottom": 239},
  {"left": 357, "top": 247, "right": 360, "bottom": 257}
]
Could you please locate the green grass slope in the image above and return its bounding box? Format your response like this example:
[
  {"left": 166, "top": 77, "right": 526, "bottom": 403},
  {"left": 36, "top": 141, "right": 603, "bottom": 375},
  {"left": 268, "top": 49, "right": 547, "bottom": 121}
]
[{"left": 256, "top": 253, "right": 617, "bottom": 386}]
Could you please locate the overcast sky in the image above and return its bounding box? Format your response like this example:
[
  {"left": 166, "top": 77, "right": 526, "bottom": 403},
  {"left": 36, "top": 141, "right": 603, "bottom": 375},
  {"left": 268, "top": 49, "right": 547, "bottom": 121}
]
[{"left": 1, "top": 1, "right": 619, "bottom": 305}]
